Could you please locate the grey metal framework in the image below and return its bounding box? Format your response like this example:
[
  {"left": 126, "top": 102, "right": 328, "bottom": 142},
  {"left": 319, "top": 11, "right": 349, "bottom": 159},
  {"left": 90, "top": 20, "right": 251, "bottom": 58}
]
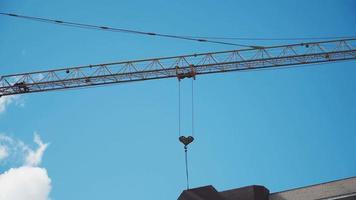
[{"left": 1, "top": 38, "right": 355, "bottom": 97}]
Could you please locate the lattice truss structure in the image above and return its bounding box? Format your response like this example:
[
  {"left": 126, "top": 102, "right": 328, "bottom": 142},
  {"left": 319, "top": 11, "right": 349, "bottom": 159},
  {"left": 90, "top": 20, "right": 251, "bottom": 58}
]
[{"left": 1, "top": 39, "right": 355, "bottom": 96}]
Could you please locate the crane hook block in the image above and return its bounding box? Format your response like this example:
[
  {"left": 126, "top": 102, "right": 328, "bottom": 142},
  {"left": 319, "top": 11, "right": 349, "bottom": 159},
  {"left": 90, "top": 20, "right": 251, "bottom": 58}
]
[{"left": 179, "top": 136, "right": 194, "bottom": 147}]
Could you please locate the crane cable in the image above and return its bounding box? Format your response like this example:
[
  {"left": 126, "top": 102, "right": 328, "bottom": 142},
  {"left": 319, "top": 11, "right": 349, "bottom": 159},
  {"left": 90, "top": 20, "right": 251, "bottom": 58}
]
[
  {"left": 178, "top": 81, "right": 181, "bottom": 137},
  {"left": 178, "top": 79, "right": 195, "bottom": 190},
  {"left": 0, "top": 12, "right": 259, "bottom": 48},
  {"left": 191, "top": 78, "right": 195, "bottom": 138},
  {"left": 1, "top": 12, "right": 354, "bottom": 46},
  {"left": 184, "top": 35, "right": 356, "bottom": 41},
  {"left": 177, "top": 80, "right": 195, "bottom": 137}
]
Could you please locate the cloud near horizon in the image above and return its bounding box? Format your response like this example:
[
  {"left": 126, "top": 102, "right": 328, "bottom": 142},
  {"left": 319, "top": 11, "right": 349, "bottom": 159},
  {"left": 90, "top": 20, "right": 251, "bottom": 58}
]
[{"left": 0, "top": 133, "right": 51, "bottom": 200}]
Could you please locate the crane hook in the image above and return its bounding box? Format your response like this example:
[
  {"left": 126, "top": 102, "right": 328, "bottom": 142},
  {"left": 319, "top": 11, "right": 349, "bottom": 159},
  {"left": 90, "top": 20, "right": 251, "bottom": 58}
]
[{"left": 179, "top": 136, "right": 194, "bottom": 148}]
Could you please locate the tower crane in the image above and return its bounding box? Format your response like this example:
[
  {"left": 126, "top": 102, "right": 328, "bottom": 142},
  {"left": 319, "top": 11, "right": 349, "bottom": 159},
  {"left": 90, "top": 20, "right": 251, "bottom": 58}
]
[
  {"left": 0, "top": 38, "right": 355, "bottom": 97},
  {"left": 1, "top": 37, "right": 355, "bottom": 191}
]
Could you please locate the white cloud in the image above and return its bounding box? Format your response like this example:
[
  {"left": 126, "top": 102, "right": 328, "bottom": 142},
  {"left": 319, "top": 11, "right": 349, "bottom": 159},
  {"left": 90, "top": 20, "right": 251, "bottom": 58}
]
[
  {"left": 0, "top": 145, "right": 8, "bottom": 161},
  {"left": 0, "top": 133, "right": 51, "bottom": 200},
  {"left": 0, "top": 134, "right": 29, "bottom": 165},
  {"left": 0, "top": 95, "right": 23, "bottom": 114},
  {"left": 0, "top": 135, "right": 13, "bottom": 142},
  {"left": 0, "top": 96, "right": 16, "bottom": 113},
  {"left": 25, "top": 133, "right": 49, "bottom": 167},
  {"left": 0, "top": 167, "right": 51, "bottom": 200},
  {"left": 35, "top": 73, "right": 45, "bottom": 82}
]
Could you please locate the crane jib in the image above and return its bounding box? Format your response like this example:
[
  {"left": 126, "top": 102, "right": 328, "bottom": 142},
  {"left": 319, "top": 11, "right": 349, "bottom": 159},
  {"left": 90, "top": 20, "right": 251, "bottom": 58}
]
[{"left": 0, "top": 38, "right": 355, "bottom": 97}]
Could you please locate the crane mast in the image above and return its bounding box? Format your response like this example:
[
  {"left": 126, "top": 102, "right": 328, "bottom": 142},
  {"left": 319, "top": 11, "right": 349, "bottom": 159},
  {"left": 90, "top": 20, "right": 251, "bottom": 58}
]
[{"left": 0, "top": 38, "right": 355, "bottom": 97}]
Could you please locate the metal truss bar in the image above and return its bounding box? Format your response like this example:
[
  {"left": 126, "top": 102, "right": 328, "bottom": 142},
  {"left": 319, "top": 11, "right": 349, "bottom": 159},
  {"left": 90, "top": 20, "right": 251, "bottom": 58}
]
[{"left": 1, "top": 39, "right": 355, "bottom": 96}]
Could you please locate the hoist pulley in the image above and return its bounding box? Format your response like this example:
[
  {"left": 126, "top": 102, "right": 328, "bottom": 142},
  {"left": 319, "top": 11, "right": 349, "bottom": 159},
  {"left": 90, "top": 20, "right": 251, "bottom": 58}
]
[{"left": 176, "top": 65, "right": 196, "bottom": 81}]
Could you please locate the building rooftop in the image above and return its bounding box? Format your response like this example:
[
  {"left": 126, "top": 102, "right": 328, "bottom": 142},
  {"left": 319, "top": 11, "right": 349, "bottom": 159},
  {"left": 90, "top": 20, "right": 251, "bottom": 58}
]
[{"left": 178, "top": 176, "right": 356, "bottom": 200}]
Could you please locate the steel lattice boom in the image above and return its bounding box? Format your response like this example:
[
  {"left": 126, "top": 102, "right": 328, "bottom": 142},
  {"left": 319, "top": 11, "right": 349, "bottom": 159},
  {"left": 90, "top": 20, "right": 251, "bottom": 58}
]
[{"left": 1, "top": 39, "right": 355, "bottom": 97}]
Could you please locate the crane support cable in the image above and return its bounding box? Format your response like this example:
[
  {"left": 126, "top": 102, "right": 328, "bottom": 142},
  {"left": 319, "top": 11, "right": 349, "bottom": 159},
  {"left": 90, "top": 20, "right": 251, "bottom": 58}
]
[
  {"left": 1, "top": 12, "right": 354, "bottom": 44},
  {"left": 0, "top": 38, "right": 356, "bottom": 97},
  {"left": 185, "top": 35, "right": 356, "bottom": 41},
  {"left": 0, "top": 12, "right": 257, "bottom": 48}
]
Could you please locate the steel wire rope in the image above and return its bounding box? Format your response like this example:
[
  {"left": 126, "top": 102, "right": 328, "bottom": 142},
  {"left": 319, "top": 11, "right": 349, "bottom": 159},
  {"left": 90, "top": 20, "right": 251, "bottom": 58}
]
[{"left": 0, "top": 12, "right": 258, "bottom": 48}]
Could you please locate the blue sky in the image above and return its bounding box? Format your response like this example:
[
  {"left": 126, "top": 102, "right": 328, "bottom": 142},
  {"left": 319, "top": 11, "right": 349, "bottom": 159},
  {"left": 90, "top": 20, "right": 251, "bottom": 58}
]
[{"left": 0, "top": 0, "right": 356, "bottom": 199}]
